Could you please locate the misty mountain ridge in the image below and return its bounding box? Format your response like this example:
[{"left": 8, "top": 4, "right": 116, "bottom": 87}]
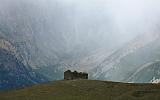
[
  {"left": 127, "top": 60, "right": 160, "bottom": 83},
  {"left": 91, "top": 33, "right": 160, "bottom": 83}
]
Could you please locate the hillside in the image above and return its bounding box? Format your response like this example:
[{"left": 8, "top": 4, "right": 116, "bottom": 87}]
[{"left": 0, "top": 80, "right": 160, "bottom": 100}]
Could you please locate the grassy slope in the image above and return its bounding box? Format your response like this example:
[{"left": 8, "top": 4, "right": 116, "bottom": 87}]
[{"left": 0, "top": 80, "right": 160, "bottom": 100}]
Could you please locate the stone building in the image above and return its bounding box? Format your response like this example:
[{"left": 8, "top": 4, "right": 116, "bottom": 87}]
[{"left": 64, "top": 70, "right": 88, "bottom": 80}]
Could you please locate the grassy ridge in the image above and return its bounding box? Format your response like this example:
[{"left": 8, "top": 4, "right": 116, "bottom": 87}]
[{"left": 0, "top": 80, "right": 160, "bottom": 100}]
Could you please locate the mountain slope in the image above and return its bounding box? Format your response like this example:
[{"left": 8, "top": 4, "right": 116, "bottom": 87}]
[
  {"left": 127, "top": 61, "right": 160, "bottom": 83},
  {"left": 0, "top": 38, "right": 47, "bottom": 90},
  {"left": 0, "top": 48, "right": 47, "bottom": 90},
  {"left": 92, "top": 33, "right": 160, "bottom": 82},
  {"left": 0, "top": 80, "right": 160, "bottom": 100}
]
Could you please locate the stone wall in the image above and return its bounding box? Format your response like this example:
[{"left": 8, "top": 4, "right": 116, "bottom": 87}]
[{"left": 64, "top": 70, "right": 88, "bottom": 80}]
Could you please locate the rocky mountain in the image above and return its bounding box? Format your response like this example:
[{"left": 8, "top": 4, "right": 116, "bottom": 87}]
[
  {"left": 127, "top": 61, "right": 160, "bottom": 83},
  {"left": 0, "top": 0, "right": 65, "bottom": 84},
  {"left": 0, "top": 47, "right": 47, "bottom": 90},
  {"left": 0, "top": 0, "right": 121, "bottom": 82},
  {"left": 91, "top": 33, "right": 160, "bottom": 82}
]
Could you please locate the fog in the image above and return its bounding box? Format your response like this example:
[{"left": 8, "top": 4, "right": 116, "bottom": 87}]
[
  {"left": 57, "top": 0, "right": 160, "bottom": 43},
  {"left": 0, "top": 0, "right": 160, "bottom": 59}
]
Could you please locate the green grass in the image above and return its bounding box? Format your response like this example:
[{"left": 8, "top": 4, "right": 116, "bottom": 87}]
[{"left": 0, "top": 80, "right": 160, "bottom": 100}]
